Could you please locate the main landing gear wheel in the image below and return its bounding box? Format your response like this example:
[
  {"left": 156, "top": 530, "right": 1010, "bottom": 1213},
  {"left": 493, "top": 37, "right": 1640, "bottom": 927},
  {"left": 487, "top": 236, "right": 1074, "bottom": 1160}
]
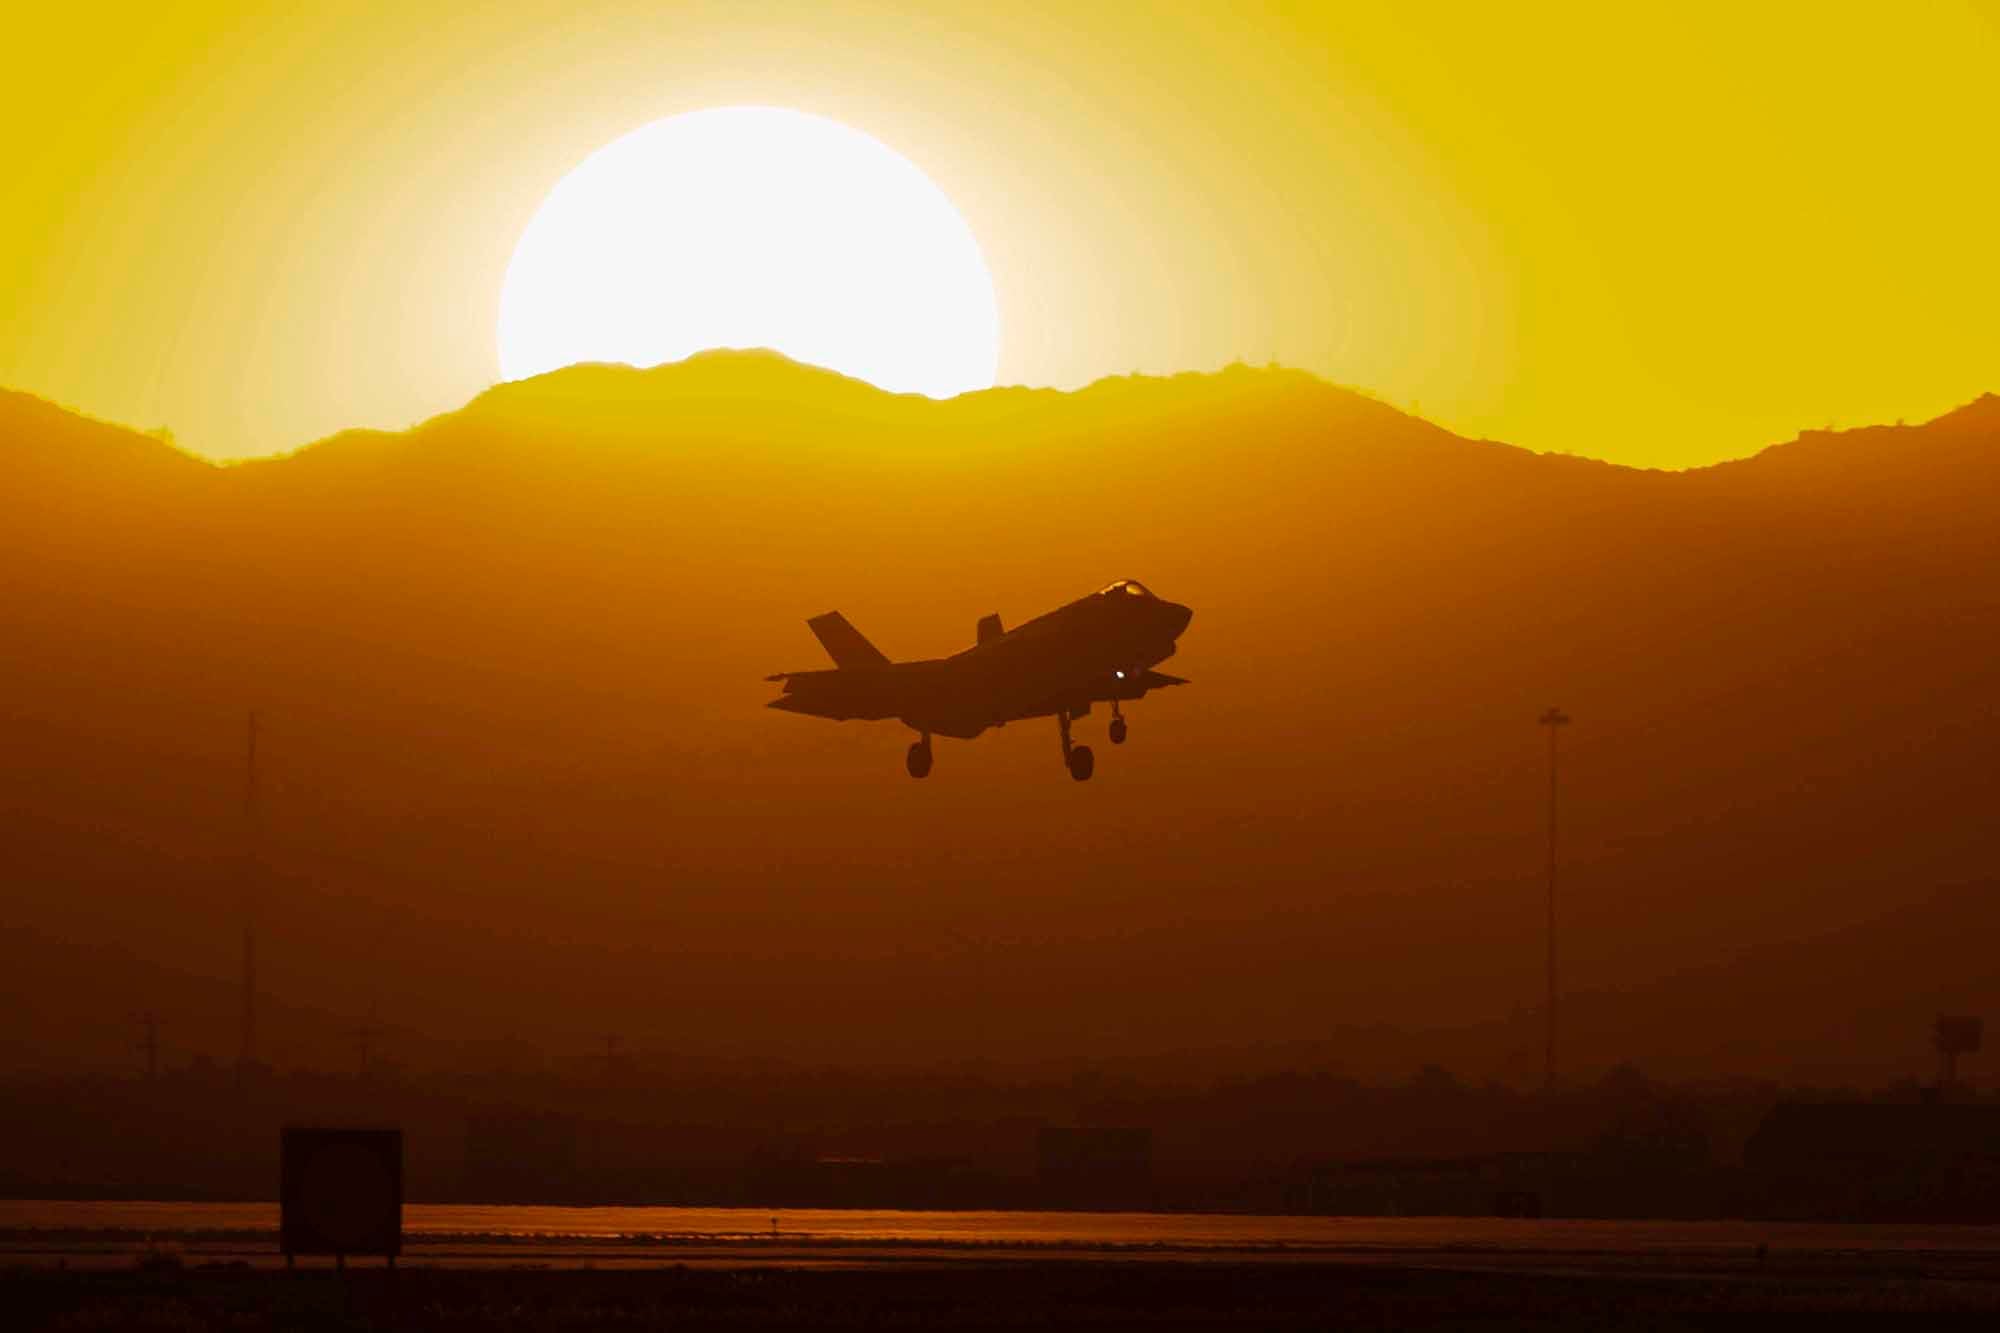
[
  {"left": 1108, "top": 717, "right": 1128, "bottom": 745},
  {"left": 1057, "top": 709, "right": 1095, "bottom": 782},
  {"left": 906, "top": 738, "right": 933, "bottom": 779},
  {"left": 1056, "top": 710, "right": 1093, "bottom": 782},
  {"left": 1067, "top": 745, "right": 1095, "bottom": 782}
]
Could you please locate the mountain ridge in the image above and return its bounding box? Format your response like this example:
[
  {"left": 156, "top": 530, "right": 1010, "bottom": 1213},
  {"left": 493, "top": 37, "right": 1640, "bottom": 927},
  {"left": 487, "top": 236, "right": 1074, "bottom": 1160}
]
[{"left": 8, "top": 352, "right": 1994, "bottom": 484}]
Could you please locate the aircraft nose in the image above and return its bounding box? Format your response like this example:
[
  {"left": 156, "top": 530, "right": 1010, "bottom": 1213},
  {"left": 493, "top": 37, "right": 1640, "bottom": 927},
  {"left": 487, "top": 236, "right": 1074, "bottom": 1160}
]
[{"left": 1164, "top": 601, "right": 1193, "bottom": 636}]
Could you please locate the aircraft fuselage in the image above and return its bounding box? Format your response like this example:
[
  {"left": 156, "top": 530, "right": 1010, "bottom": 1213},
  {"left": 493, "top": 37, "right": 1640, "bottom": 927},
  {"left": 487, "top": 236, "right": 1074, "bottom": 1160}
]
[{"left": 765, "top": 581, "right": 1193, "bottom": 780}]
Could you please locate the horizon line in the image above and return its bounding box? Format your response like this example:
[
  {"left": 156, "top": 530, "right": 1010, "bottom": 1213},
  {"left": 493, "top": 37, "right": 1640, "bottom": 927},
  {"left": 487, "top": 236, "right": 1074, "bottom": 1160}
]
[{"left": 6, "top": 348, "right": 1994, "bottom": 473}]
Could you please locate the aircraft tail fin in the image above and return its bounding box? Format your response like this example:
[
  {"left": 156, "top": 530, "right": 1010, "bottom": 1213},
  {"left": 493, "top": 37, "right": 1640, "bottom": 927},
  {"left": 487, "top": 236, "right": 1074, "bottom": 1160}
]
[
  {"left": 807, "top": 611, "right": 891, "bottom": 669},
  {"left": 976, "top": 613, "right": 1004, "bottom": 646}
]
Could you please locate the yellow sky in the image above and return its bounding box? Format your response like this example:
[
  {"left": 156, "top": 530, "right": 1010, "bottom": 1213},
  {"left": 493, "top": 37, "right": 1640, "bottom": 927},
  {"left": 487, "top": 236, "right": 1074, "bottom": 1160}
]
[{"left": 5, "top": 1, "right": 1996, "bottom": 465}]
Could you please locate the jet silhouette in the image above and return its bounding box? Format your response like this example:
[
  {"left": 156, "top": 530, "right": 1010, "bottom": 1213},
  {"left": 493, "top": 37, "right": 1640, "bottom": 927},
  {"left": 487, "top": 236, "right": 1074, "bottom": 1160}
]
[{"left": 766, "top": 580, "right": 1193, "bottom": 781}]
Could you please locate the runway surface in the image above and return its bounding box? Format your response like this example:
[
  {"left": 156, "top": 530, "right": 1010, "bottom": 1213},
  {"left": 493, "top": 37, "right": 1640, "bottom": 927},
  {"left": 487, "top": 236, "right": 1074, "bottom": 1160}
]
[{"left": 7, "top": 1201, "right": 2000, "bottom": 1278}]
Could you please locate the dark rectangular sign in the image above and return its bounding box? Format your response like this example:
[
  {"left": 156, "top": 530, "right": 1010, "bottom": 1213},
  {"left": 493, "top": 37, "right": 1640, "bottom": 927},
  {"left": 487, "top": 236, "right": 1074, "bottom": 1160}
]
[{"left": 280, "top": 1126, "right": 403, "bottom": 1259}]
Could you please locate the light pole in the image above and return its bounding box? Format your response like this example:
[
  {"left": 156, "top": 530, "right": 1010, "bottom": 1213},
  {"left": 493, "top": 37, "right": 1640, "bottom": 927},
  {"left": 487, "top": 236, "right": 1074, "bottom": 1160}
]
[{"left": 1538, "top": 706, "right": 1570, "bottom": 1094}]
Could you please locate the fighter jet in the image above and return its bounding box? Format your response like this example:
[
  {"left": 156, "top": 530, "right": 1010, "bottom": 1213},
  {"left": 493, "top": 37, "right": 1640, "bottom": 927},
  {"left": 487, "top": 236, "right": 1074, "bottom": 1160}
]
[{"left": 765, "top": 580, "right": 1193, "bottom": 781}]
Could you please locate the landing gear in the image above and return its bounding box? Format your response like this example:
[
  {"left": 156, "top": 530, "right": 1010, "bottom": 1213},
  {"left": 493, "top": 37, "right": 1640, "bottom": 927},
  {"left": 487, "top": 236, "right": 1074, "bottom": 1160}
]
[
  {"left": 906, "top": 734, "right": 933, "bottom": 779},
  {"left": 1109, "top": 700, "right": 1127, "bottom": 746},
  {"left": 1057, "top": 711, "right": 1094, "bottom": 782}
]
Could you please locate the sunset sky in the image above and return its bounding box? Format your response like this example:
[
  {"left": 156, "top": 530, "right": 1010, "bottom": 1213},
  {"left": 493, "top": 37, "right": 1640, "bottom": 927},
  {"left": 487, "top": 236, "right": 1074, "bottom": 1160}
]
[{"left": 6, "top": 1, "right": 1996, "bottom": 465}]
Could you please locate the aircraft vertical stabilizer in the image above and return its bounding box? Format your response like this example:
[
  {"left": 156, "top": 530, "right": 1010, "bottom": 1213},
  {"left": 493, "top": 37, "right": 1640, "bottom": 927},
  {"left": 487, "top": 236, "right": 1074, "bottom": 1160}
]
[{"left": 806, "top": 611, "right": 891, "bottom": 669}]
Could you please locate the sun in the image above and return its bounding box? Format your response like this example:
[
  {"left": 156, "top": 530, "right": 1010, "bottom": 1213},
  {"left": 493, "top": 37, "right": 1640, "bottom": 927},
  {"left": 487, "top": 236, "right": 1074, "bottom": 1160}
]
[{"left": 498, "top": 107, "right": 1000, "bottom": 397}]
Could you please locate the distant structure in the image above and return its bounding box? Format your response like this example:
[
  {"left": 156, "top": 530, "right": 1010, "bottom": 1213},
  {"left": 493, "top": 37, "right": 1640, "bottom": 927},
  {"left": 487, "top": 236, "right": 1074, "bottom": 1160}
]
[
  {"left": 237, "top": 711, "right": 260, "bottom": 1081},
  {"left": 1745, "top": 1101, "right": 2000, "bottom": 1222},
  {"left": 463, "top": 1111, "right": 579, "bottom": 1201},
  {"left": 1037, "top": 1127, "right": 1153, "bottom": 1209},
  {"left": 1286, "top": 1155, "right": 1551, "bottom": 1218},
  {"left": 1537, "top": 706, "right": 1570, "bottom": 1092},
  {"left": 1936, "top": 1015, "right": 1983, "bottom": 1088}
]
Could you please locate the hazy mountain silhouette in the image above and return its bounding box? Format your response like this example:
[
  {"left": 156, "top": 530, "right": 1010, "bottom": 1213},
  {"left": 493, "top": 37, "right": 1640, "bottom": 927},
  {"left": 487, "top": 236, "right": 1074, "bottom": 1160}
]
[{"left": 3, "top": 354, "right": 1996, "bottom": 1084}]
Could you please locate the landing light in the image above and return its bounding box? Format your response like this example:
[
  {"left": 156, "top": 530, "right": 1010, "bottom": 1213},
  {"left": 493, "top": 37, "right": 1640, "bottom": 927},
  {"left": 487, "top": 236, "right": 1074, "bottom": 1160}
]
[{"left": 1115, "top": 670, "right": 1125, "bottom": 679}]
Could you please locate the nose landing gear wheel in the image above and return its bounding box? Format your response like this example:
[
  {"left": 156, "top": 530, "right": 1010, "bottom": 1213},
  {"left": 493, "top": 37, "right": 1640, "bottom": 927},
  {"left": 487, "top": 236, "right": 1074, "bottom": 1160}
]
[
  {"left": 1108, "top": 717, "right": 1128, "bottom": 745},
  {"left": 1066, "top": 745, "right": 1095, "bottom": 781},
  {"left": 906, "top": 739, "right": 933, "bottom": 779}
]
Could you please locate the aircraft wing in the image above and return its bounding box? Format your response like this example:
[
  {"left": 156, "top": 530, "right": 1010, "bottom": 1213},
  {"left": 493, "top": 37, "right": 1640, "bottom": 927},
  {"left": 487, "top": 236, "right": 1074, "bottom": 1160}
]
[{"left": 1000, "top": 667, "right": 1187, "bottom": 726}]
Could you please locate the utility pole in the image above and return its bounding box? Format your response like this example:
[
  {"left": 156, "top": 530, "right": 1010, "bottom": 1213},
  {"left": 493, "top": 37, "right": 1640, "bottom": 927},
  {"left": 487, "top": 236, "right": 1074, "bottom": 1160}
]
[
  {"left": 237, "top": 711, "right": 260, "bottom": 1083},
  {"left": 1538, "top": 706, "right": 1570, "bottom": 1094}
]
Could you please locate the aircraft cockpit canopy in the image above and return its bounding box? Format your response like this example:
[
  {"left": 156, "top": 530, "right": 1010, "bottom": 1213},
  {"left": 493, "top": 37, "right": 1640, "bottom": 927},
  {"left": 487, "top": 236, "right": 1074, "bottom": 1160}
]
[{"left": 1100, "top": 579, "right": 1155, "bottom": 599}]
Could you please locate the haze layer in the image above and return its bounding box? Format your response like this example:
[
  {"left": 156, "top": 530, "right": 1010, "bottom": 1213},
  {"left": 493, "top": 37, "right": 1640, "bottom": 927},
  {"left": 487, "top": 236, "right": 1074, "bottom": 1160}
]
[{"left": 3, "top": 353, "right": 1996, "bottom": 1083}]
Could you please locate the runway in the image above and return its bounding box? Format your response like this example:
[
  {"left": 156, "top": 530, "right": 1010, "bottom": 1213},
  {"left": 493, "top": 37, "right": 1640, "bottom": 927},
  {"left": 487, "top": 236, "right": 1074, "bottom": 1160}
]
[{"left": 7, "top": 1201, "right": 2000, "bottom": 1279}]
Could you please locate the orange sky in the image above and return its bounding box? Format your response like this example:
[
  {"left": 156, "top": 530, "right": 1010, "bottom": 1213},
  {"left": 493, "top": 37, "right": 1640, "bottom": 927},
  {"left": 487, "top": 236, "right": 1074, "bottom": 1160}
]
[{"left": 5, "top": 1, "right": 1997, "bottom": 464}]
